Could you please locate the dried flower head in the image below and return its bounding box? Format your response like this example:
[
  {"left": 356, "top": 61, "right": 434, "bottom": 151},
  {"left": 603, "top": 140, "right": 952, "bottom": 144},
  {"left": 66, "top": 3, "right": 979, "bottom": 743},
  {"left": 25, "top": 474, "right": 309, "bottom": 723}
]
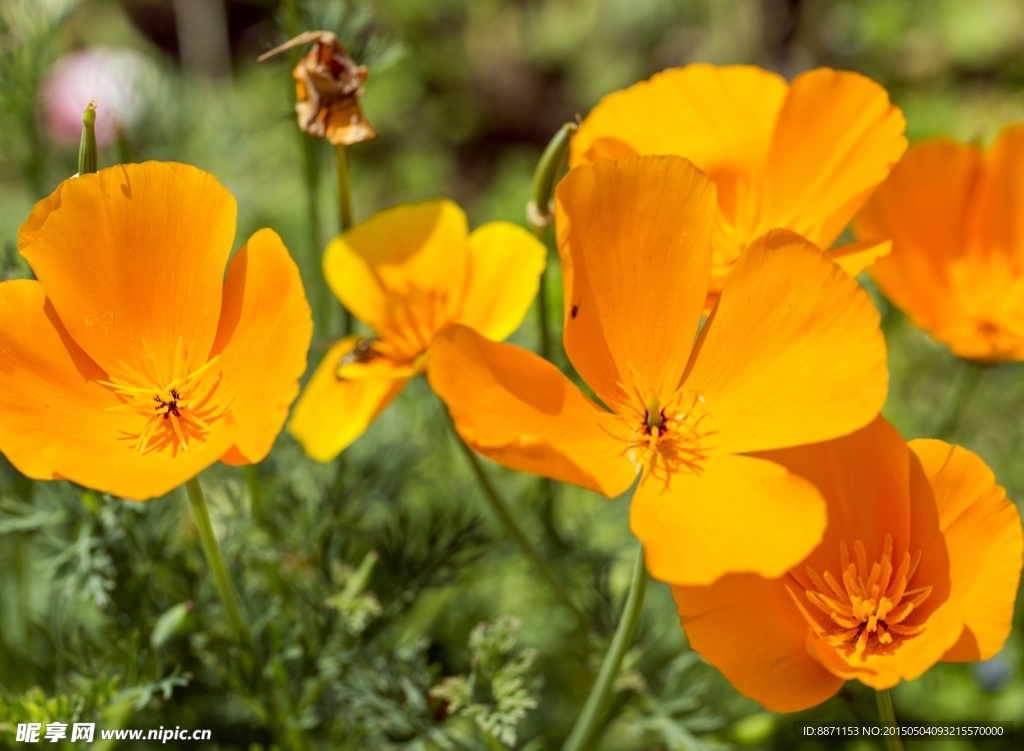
[{"left": 259, "top": 30, "right": 376, "bottom": 146}]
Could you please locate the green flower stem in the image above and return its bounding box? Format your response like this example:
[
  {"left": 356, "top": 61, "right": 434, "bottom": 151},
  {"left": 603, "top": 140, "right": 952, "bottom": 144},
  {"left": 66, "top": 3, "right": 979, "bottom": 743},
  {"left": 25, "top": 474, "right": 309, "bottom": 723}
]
[
  {"left": 563, "top": 544, "right": 649, "bottom": 751},
  {"left": 335, "top": 143, "right": 354, "bottom": 337},
  {"left": 875, "top": 689, "right": 905, "bottom": 751},
  {"left": 527, "top": 123, "right": 576, "bottom": 361},
  {"left": 244, "top": 465, "right": 268, "bottom": 528},
  {"left": 446, "top": 412, "right": 586, "bottom": 629},
  {"left": 78, "top": 100, "right": 98, "bottom": 175},
  {"left": 934, "top": 359, "right": 985, "bottom": 439},
  {"left": 185, "top": 477, "right": 253, "bottom": 648}
]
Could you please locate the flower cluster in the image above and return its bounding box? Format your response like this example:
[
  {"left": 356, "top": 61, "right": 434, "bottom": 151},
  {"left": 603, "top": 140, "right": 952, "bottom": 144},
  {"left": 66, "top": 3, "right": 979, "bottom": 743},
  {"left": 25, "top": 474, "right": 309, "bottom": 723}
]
[{"left": 1, "top": 52, "right": 1021, "bottom": 730}]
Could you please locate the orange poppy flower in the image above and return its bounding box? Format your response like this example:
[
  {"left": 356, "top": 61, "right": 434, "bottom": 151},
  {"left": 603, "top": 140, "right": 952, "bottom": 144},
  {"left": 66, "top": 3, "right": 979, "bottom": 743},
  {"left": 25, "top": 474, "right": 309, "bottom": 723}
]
[
  {"left": 571, "top": 64, "right": 907, "bottom": 307},
  {"left": 288, "top": 200, "right": 546, "bottom": 461},
  {"left": 856, "top": 126, "right": 1024, "bottom": 361},
  {"left": 427, "top": 155, "right": 888, "bottom": 586},
  {"left": 0, "top": 162, "right": 313, "bottom": 501},
  {"left": 674, "top": 415, "right": 1023, "bottom": 711}
]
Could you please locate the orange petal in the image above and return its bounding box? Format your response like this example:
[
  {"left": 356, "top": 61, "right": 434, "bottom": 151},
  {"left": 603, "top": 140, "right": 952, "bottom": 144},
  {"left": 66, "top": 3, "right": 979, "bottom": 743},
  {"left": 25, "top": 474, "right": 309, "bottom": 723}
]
[
  {"left": 571, "top": 65, "right": 787, "bottom": 179},
  {"left": 967, "top": 124, "right": 1024, "bottom": 262},
  {"left": 209, "top": 229, "right": 313, "bottom": 465},
  {"left": 18, "top": 162, "right": 237, "bottom": 379},
  {"left": 555, "top": 155, "right": 716, "bottom": 410},
  {"left": 683, "top": 229, "right": 887, "bottom": 454},
  {"left": 910, "top": 439, "right": 1023, "bottom": 662},
  {"left": 755, "top": 416, "right": 913, "bottom": 578},
  {"left": 830, "top": 239, "right": 891, "bottom": 275},
  {"left": 764, "top": 68, "right": 907, "bottom": 250},
  {"left": 855, "top": 139, "right": 979, "bottom": 334},
  {"left": 763, "top": 418, "right": 962, "bottom": 689},
  {"left": 426, "top": 323, "right": 636, "bottom": 496},
  {"left": 457, "top": 222, "right": 547, "bottom": 341},
  {"left": 673, "top": 574, "right": 843, "bottom": 711},
  {"left": 288, "top": 337, "right": 409, "bottom": 462},
  {"left": 323, "top": 200, "right": 469, "bottom": 346},
  {"left": 0, "top": 280, "right": 233, "bottom": 500},
  {"left": 631, "top": 452, "right": 826, "bottom": 586}
]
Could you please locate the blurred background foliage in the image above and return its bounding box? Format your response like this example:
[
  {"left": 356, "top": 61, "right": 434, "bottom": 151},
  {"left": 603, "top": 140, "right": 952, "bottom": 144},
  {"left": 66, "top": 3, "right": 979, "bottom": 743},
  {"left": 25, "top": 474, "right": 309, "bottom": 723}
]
[{"left": 2, "top": 0, "right": 1024, "bottom": 748}]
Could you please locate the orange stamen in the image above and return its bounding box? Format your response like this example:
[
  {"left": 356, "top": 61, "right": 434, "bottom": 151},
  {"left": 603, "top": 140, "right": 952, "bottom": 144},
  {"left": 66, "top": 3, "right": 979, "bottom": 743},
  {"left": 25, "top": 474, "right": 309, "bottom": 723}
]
[
  {"left": 794, "top": 534, "right": 929, "bottom": 660},
  {"left": 100, "top": 337, "right": 225, "bottom": 454}
]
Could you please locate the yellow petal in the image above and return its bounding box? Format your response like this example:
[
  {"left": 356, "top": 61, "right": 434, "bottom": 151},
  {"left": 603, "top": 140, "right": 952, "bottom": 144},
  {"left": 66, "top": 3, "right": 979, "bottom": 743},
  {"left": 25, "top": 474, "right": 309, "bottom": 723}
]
[
  {"left": 910, "top": 439, "right": 1023, "bottom": 662},
  {"left": 457, "top": 222, "right": 546, "bottom": 341},
  {"left": 673, "top": 574, "right": 844, "bottom": 711},
  {"left": 18, "top": 162, "right": 237, "bottom": 379},
  {"left": 289, "top": 337, "right": 408, "bottom": 462},
  {"left": 631, "top": 452, "right": 826, "bottom": 586},
  {"left": 209, "top": 229, "right": 313, "bottom": 464},
  {"left": 555, "top": 155, "right": 716, "bottom": 410},
  {"left": 830, "top": 239, "right": 891, "bottom": 275},
  {"left": 323, "top": 200, "right": 469, "bottom": 344},
  {"left": 683, "top": 229, "right": 887, "bottom": 453},
  {"left": 427, "top": 323, "right": 636, "bottom": 496},
  {"left": 571, "top": 64, "right": 788, "bottom": 183},
  {"left": 764, "top": 68, "right": 907, "bottom": 250},
  {"left": 0, "top": 280, "right": 233, "bottom": 500}
]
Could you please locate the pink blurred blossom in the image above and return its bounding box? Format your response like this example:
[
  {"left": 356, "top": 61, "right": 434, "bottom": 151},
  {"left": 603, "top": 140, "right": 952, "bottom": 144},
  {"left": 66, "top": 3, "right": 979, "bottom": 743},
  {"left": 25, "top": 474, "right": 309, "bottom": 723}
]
[{"left": 42, "top": 47, "right": 151, "bottom": 147}]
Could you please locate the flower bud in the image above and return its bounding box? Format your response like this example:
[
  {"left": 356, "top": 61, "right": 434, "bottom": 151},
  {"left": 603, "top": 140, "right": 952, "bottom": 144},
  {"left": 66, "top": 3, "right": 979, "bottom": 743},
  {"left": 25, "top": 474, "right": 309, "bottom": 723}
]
[
  {"left": 258, "top": 30, "right": 376, "bottom": 146},
  {"left": 78, "top": 100, "right": 98, "bottom": 175}
]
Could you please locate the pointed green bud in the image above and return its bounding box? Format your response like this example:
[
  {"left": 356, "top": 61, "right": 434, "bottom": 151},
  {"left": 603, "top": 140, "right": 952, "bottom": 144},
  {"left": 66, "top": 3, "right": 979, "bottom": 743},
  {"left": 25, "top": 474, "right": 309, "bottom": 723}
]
[
  {"left": 78, "top": 99, "right": 98, "bottom": 175},
  {"left": 527, "top": 122, "right": 577, "bottom": 238}
]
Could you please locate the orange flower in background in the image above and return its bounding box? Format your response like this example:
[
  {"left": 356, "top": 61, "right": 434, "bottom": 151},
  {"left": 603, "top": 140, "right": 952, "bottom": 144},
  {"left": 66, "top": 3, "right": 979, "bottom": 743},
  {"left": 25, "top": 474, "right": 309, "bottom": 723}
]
[
  {"left": 674, "top": 416, "right": 1023, "bottom": 711},
  {"left": 428, "top": 155, "right": 888, "bottom": 586},
  {"left": 856, "top": 125, "right": 1024, "bottom": 361},
  {"left": 289, "top": 200, "right": 546, "bottom": 461},
  {"left": 0, "top": 162, "right": 313, "bottom": 501},
  {"left": 571, "top": 64, "right": 907, "bottom": 306}
]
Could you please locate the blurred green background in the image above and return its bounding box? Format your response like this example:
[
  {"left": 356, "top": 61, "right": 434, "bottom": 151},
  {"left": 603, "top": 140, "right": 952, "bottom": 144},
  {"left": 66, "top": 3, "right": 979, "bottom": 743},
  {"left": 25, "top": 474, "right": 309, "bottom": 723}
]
[{"left": 2, "top": 0, "right": 1024, "bottom": 749}]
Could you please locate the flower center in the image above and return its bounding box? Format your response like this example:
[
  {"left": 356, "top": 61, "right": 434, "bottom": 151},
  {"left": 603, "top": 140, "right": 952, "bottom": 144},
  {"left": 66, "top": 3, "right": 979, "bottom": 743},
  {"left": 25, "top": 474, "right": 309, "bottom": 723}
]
[
  {"left": 374, "top": 286, "right": 455, "bottom": 362},
  {"left": 620, "top": 368, "right": 716, "bottom": 484},
  {"left": 100, "top": 337, "right": 224, "bottom": 455},
  {"left": 794, "top": 534, "right": 931, "bottom": 659}
]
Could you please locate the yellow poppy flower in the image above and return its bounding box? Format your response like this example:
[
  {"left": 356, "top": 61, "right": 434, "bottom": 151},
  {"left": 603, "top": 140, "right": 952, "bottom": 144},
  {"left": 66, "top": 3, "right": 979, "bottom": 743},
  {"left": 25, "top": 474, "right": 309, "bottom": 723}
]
[
  {"left": 0, "top": 162, "right": 313, "bottom": 501},
  {"left": 288, "top": 200, "right": 546, "bottom": 461},
  {"left": 674, "top": 416, "right": 1022, "bottom": 711},
  {"left": 571, "top": 64, "right": 907, "bottom": 307},
  {"left": 427, "top": 155, "right": 888, "bottom": 586},
  {"left": 856, "top": 125, "right": 1024, "bottom": 361}
]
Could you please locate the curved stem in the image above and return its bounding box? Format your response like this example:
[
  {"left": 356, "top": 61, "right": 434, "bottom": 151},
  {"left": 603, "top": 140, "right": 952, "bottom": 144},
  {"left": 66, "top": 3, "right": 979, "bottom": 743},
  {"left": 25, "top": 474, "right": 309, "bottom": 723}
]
[
  {"left": 535, "top": 268, "right": 552, "bottom": 361},
  {"left": 527, "top": 123, "right": 576, "bottom": 362},
  {"left": 563, "top": 544, "right": 648, "bottom": 751},
  {"left": 934, "top": 359, "right": 984, "bottom": 439},
  {"left": 335, "top": 143, "right": 354, "bottom": 337},
  {"left": 446, "top": 413, "right": 586, "bottom": 629},
  {"left": 875, "top": 689, "right": 905, "bottom": 751},
  {"left": 185, "top": 477, "right": 253, "bottom": 648}
]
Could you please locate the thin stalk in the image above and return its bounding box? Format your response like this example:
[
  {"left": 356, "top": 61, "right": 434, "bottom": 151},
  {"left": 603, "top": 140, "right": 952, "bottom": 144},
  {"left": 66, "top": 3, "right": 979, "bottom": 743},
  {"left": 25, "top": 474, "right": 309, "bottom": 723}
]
[
  {"left": 535, "top": 268, "right": 552, "bottom": 362},
  {"left": 875, "top": 689, "right": 905, "bottom": 751},
  {"left": 527, "top": 123, "right": 576, "bottom": 361},
  {"left": 185, "top": 477, "right": 253, "bottom": 648},
  {"left": 244, "top": 464, "right": 268, "bottom": 528},
  {"left": 934, "top": 359, "right": 984, "bottom": 439},
  {"left": 562, "top": 545, "right": 649, "bottom": 751},
  {"left": 335, "top": 143, "right": 354, "bottom": 336},
  {"left": 446, "top": 413, "right": 586, "bottom": 629},
  {"left": 282, "top": 0, "right": 328, "bottom": 341}
]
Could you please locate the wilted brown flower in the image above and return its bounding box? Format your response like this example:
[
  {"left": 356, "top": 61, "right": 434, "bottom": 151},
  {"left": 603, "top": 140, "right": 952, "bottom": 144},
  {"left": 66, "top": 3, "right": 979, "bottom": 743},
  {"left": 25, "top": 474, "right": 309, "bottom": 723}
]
[{"left": 258, "top": 30, "right": 376, "bottom": 146}]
